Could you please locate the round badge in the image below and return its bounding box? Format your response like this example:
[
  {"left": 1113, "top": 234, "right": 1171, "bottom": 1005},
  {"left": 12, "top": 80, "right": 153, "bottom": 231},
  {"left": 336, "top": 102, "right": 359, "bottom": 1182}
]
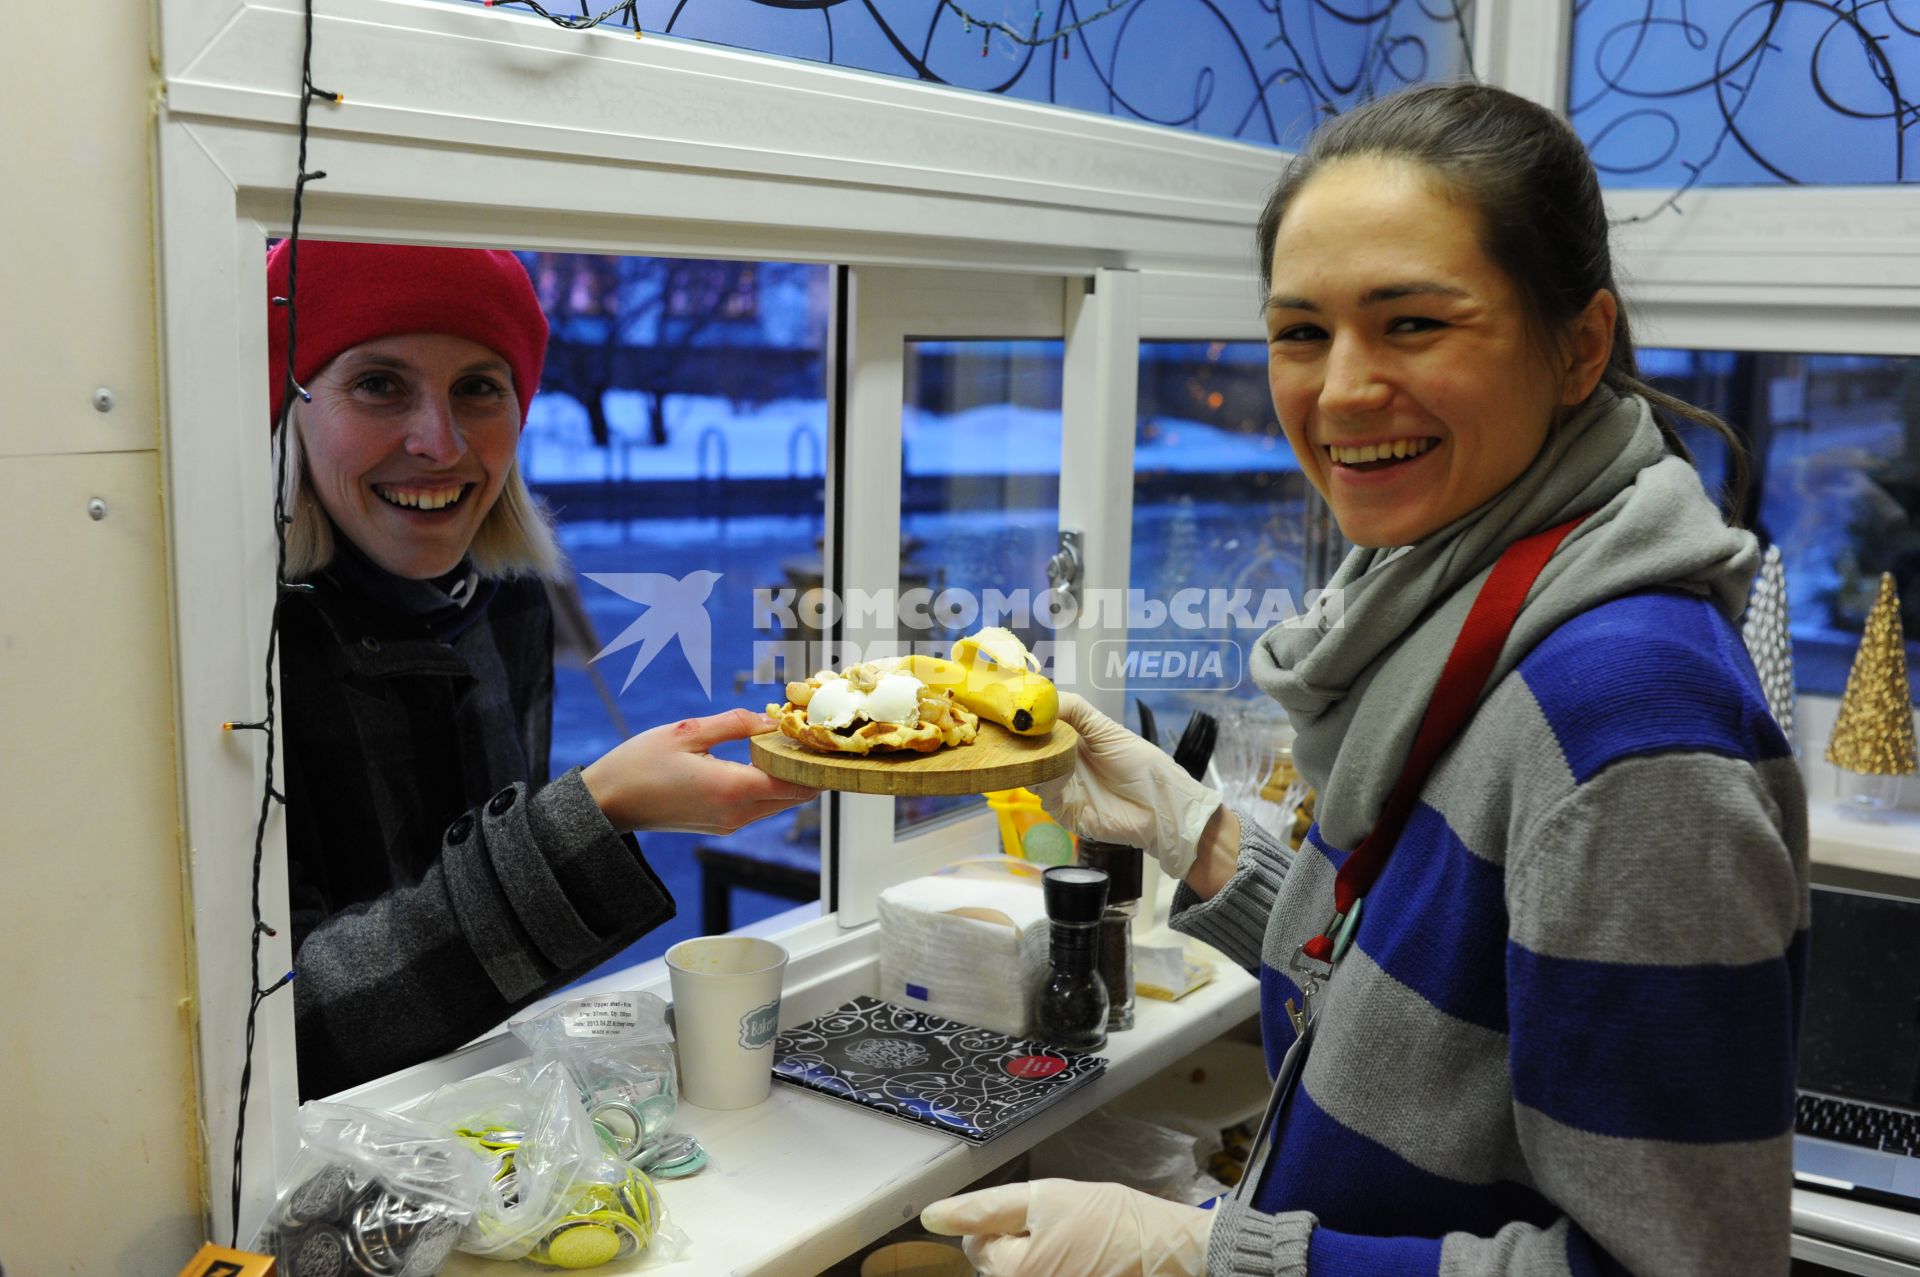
[{"left": 1003, "top": 1054, "right": 1068, "bottom": 1080}]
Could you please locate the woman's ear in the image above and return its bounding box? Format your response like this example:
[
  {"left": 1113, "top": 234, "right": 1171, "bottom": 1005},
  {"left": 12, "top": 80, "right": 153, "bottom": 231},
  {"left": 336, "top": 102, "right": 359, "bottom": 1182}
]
[{"left": 1561, "top": 288, "right": 1618, "bottom": 406}]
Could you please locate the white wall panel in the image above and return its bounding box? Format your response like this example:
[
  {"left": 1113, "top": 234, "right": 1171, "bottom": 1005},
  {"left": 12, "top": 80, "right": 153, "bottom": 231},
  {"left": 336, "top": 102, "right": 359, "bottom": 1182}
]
[
  {"left": 0, "top": 451, "right": 201, "bottom": 1271},
  {"left": 0, "top": 0, "right": 162, "bottom": 459},
  {"left": 0, "top": 0, "right": 203, "bottom": 1270}
]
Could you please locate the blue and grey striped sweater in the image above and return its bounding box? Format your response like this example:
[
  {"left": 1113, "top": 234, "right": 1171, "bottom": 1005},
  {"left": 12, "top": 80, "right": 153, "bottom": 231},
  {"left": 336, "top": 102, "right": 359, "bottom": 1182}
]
[{"left": 1174, "top": 589, "right": 1809, "bottom": 1276}]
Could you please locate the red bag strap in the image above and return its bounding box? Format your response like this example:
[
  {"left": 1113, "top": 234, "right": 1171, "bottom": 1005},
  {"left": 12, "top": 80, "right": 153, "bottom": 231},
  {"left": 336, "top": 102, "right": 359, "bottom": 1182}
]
[{"left": 1300, "top": 513, "right": 1586, "bottom": 962}]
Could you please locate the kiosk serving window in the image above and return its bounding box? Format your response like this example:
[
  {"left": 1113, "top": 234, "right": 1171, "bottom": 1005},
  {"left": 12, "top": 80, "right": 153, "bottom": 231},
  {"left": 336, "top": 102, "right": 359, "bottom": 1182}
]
[{"left": 156, "top": 0, "right": 1273, "bottom": 1227}]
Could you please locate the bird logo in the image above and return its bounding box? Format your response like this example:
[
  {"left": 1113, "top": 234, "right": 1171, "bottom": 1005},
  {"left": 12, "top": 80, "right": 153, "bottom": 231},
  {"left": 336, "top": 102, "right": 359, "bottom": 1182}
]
[{"left": 585, "top": 570, "right": 722, "bottom": 698}]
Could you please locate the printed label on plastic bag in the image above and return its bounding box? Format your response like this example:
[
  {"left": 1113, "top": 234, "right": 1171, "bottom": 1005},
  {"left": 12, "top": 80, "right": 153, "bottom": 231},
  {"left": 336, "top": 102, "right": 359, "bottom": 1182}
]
[{"left": 562, "top": 995, "right": 644, "bottom": 1038}]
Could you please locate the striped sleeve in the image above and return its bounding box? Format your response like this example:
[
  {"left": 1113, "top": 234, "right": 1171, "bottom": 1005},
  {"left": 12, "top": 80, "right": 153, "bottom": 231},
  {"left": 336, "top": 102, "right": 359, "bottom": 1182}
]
[
  {"left": 1170, "top": 804, "right": 1294, "bottom": 969},
  {"left": 1484, "top": 745, "right": 1806, "bottom": 1277}
]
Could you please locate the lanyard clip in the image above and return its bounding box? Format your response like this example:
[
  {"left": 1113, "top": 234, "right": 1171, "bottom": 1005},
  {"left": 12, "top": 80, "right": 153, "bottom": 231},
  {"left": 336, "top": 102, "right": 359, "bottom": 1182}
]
[{"left": 1286, "top": 940, "right": 1335, "bottom": 986}]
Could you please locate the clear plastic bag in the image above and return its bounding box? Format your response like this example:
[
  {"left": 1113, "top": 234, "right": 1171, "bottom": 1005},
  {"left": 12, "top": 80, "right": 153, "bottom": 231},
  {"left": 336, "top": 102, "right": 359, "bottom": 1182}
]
[
  {"left": 510, "top": 991, "right": 680, "bottom": 1167},
  {"left": 1029, "top": 1107, "right": 1230, "bottom": 1205},
  {"left": 254, "top": 1101, "right": 493, "bottom": 1277},
  {"left": 411, "top": 1060, "right": 687, "bottom": 1269}
]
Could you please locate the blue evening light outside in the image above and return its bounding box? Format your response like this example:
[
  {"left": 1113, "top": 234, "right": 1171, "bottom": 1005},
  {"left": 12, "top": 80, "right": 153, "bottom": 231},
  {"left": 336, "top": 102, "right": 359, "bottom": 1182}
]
[
  {"left": 1128, "top": 340, "right": 1305, "bottom": 737},
  {"left": 1568, "top": 1, "right": 1920, "bottom": 187},
  {"left": 458, "top": 0, "right": 1472, "bottom": 147},
  {"left": 1639, "top": 348, "right": 1920, "bottom": 702},
  {"left": 517, "top": 262, "right": 1301, "bottom": 973}
]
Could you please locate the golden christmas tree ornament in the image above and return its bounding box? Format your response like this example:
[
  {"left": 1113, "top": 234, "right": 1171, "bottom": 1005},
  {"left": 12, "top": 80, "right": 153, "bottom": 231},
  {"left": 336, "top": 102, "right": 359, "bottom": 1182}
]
[{"left": 1825, "top": 572, "right": 1917, "bottom": 813}]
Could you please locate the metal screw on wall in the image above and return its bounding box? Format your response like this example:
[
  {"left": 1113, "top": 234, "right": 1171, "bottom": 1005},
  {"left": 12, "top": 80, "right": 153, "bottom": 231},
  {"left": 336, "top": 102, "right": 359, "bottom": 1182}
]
[
  {"left": 92, "top": 388, "right": 115, "bottom": 413},
  {"left": 88, "top": 499, "right": 108, "bottom": 522}
]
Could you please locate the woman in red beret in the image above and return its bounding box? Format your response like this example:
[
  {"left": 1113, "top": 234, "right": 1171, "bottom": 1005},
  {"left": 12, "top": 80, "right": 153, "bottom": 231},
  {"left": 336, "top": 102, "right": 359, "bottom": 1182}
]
[{"left": 266, "top": 240, "right": 815, "bottom": 1098}]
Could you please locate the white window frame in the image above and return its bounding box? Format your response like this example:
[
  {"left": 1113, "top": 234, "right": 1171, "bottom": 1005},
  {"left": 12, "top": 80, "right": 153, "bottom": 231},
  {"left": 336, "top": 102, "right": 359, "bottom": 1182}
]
[
  {"left": 835, "top": 267, "right": 1069, "bottom": 920},
  {"left": 156, "top": 0, "right": 1920, "bottom": 1242}
]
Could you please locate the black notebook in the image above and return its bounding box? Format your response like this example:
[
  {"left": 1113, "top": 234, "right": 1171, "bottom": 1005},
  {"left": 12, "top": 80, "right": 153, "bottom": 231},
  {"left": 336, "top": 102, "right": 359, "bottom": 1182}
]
[{"left": 772, "top": 996, "right": 1107, "bottom": 1143}]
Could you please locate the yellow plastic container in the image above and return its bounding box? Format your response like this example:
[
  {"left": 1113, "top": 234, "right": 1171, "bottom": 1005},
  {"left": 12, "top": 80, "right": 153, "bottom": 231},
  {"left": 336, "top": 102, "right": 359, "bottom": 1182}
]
[
  {"left": 985, "top": 787, "right": 1045, "bottom": 858},
  {"left": 984, "top": 788, "right": 1073, "bottom": 864}
]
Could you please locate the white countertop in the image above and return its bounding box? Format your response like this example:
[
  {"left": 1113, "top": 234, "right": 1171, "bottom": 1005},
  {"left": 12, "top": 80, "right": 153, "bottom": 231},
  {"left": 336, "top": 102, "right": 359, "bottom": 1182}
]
[
  {"left": 1809, "top": 800, "right": 1920, "bottom": 879},
  {"left": 1794, "top": 1189, "right": 1920, "bottom": 1273},
  {"left": 437, "top": 937, "right": 1259, "bottom": 1277},
  {"left": 1795, "top": 695, "right": 1920, "bottom": 880}
]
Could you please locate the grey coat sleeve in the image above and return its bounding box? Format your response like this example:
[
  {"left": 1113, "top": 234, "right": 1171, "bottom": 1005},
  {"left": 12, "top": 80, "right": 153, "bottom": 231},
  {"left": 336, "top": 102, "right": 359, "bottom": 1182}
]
[
  {"left": 291, "top": 766, "right": 674, "bottom": 1098},
  {"left": 1167, "top": 805, "right": 1293, "bottom": 970}
]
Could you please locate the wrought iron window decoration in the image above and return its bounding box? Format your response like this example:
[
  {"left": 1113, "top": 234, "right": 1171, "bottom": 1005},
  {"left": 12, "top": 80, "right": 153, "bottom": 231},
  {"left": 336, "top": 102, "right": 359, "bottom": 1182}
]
[
  {"left": 475, "top": 0, "right": 1476, "bottom": 145},
  {"left": 1570, "top": 0, "right": 1920, "bottom": 224}
]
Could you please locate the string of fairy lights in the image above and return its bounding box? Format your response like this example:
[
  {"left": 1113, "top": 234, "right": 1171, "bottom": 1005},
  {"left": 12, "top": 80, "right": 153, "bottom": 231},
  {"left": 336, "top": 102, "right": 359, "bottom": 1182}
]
[{"left": 226, "top": 0, "right": 340, "bottom": 1243}]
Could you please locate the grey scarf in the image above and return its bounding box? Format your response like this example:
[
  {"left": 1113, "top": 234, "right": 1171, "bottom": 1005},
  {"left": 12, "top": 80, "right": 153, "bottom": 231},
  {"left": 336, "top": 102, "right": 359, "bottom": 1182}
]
[{"left": 1251, "top": 387, "right": 1757, "bottom": 851}]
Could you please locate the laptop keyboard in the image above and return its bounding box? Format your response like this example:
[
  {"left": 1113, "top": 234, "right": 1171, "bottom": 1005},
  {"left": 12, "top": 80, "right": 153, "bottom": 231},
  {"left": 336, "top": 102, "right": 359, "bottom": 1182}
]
[{"left": 1798, "top": 1094, "right": 1920, "bottom": 1157}]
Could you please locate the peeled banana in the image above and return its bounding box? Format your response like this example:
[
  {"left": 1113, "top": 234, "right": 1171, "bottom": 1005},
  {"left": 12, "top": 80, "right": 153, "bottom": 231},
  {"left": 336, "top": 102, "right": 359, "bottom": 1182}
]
[{"left": 899, "top": 627, "right": 1058, "bottom": 736}]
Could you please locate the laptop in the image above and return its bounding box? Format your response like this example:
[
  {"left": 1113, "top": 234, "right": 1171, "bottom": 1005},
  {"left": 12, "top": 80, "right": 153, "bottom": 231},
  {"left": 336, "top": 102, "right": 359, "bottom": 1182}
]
[{"left": 1793, "top": 883, "right": 1920, "bottom": 1209}]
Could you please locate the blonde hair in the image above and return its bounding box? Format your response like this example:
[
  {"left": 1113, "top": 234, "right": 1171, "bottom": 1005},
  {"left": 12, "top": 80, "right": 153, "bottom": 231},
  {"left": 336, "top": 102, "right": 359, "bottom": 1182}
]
[{"left": 275, "top": 410, "right": 567, "bottom": 582}]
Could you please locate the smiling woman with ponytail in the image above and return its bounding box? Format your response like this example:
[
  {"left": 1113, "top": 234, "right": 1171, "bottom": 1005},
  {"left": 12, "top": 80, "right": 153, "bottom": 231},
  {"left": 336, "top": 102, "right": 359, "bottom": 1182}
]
[{"left": 928, "top": 83, "right": 1806, "bottom": 1277}]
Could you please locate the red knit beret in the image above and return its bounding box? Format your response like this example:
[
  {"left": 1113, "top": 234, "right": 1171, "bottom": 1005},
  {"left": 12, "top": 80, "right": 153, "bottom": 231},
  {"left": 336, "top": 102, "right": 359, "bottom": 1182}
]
[{"left": 266, "top": 241, "right": 548, "bottom": 428}]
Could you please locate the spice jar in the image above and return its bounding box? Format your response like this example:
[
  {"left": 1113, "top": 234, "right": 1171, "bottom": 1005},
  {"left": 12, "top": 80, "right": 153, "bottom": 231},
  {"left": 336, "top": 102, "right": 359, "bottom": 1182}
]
[
  {"left": 1036, "top": 865, "right": 1110, "bottom": 1054},
  {"left": 1077, "top": 839, "right": 1142, "bottom": 1032}
]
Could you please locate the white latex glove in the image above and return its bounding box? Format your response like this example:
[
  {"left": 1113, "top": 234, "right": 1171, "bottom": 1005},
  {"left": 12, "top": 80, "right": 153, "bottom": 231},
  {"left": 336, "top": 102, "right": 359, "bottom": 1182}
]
[
  {"left": 1031, "top": 693, "right": 1223, "bottom": 881},
  {"left": 922, "top": 1179, "right": 1213, "bottom": 1277}
]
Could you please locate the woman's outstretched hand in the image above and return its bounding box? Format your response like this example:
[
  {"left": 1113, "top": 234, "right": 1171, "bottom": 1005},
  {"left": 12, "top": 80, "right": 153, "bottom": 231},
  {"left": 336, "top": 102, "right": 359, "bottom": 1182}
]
[
  {"left": 582, "top": 708, "right": 818, "bottom": 835},
  {"left": 922, "top": 1180, "right": 1213, "bottom": 1277}
]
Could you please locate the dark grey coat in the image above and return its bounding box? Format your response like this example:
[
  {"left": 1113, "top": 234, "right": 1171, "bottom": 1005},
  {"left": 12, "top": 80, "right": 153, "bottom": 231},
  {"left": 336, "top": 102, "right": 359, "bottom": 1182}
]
[{"left": 281, "top": 563, "right": 673, "bottom": 1098}]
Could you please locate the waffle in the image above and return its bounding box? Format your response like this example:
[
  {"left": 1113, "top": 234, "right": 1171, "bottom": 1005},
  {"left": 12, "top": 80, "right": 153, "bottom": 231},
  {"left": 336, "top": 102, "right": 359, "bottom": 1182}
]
[{"left": 767, "top": 663, "right": 979, "bottom": 756}]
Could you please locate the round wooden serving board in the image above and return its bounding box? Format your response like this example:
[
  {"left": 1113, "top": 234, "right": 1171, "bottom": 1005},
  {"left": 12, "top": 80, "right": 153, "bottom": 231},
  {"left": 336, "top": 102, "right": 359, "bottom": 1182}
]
[{"left": 749, "top": 719, "right": 1078, "bottom": 796}]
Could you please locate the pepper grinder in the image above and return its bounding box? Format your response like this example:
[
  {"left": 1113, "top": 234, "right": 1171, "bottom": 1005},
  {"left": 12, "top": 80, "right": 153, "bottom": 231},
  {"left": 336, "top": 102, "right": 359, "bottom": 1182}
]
[
  {"left": 1077, "top": 839, "right": 1142, "bottom": 1032},
  {"left": 1037, "top": 865, "right": 1110, "bottom": 1054}
]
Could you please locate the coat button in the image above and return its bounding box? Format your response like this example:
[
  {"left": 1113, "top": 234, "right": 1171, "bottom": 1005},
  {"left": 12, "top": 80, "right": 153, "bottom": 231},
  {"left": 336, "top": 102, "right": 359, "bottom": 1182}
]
[
  {"left": 488, "top": 787, "right": 517, "bottom": 817},
  {"left": 360, "top": 636, "right": 382, "bottom": 652},
  {"left": 446, "top": 813, "right": 474, "bottom": 845}
]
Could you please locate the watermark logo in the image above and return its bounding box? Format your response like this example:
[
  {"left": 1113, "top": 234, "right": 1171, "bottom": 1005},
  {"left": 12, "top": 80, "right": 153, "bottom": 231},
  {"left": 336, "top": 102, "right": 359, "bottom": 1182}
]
[
  {"left": 586, "top": 570, "right": 722, "bottom": 697},
  {"left": 1089, "top": 639, "right": 1242, "bottom": 692},
  {"left": 751, "top": 585, "right": 1335, "bottom": 637},
  {"left": 588, "top": 578, "right": 1341, "bottom": 700}
]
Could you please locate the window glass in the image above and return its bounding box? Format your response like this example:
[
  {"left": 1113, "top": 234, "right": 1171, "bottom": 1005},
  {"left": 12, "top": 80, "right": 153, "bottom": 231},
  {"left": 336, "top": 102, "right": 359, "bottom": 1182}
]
[
  {"left": 1569, "top": 1, "right": 1920, "bottom": 187},
  {"left": 524, "top": 254, "right": 830, "bottom": 967},
  {"left": 1639, "top": 349, "right": 1920, "bottom": 700},
  {"left": 897, "top": 339, "right": 1064, "bottom": 832},
  {"left": 1125, "top": 341, "right": 1308, "bottom": 746},
  {"left": 458, "top": 0, "right": 1472, "bottom": 147}
]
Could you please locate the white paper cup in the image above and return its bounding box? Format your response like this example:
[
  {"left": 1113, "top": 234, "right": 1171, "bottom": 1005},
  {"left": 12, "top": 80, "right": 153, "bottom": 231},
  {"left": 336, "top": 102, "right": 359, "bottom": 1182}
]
[{"left": 666, "top": 936, "right": 789, "bottom": 1110}]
